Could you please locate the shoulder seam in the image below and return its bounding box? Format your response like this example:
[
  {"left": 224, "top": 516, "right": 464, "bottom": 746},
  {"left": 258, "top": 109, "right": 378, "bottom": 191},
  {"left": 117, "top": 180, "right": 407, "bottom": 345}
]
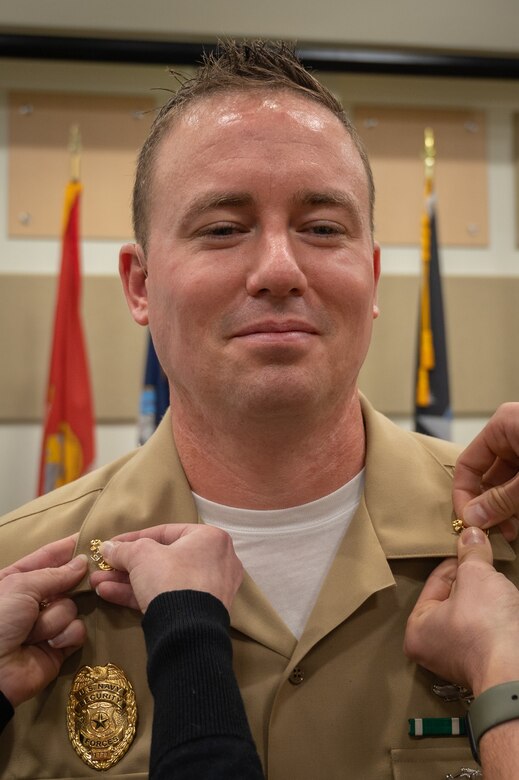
[{"left": 0, "top": 487, "right": 104, "bottom": 528}]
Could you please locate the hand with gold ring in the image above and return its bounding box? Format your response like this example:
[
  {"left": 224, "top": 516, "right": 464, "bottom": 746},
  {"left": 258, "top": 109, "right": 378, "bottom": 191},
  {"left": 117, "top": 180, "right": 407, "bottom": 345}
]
[{"left": 0, "top": 535, "right": 88, "bottom": 708}]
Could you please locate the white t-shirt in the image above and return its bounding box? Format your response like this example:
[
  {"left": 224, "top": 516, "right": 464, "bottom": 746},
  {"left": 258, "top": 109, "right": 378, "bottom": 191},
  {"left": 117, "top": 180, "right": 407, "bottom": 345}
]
[{"left": 193, "top": 470, "right": 364, "bottom": 639}]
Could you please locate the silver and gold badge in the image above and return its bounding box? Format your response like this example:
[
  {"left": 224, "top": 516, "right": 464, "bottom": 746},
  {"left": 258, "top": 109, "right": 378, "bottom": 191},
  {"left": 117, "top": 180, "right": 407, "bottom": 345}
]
[{"left": 67, "top": 663, "right": 137, "bottom": 771}]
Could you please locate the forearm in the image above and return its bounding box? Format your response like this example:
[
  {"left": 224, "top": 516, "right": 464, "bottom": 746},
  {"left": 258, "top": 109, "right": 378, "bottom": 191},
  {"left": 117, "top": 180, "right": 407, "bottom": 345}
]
[
  {"left": 479, "top": 720, "right": 519, "bottom": 780},
  {"left": 143, "top": 589, "right": 264, "bottom": 780}
]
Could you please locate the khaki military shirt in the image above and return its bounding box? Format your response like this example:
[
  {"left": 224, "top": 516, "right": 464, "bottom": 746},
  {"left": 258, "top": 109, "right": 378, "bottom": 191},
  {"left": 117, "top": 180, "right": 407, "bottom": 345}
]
[{"left": 0, "top": 397, "right": 516, "bottom": 779}]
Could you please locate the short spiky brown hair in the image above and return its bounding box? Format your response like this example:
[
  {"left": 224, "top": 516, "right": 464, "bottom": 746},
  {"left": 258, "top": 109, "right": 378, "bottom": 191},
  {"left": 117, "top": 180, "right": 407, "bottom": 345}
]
[{"left": 133, "top": 40, "right": 375, "bottom": 250}]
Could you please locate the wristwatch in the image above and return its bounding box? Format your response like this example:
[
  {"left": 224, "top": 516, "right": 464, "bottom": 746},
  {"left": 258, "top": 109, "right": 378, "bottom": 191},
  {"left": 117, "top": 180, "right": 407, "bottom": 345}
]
[{"left": 466, "top": 681, "right": 519, "bottom": 764}]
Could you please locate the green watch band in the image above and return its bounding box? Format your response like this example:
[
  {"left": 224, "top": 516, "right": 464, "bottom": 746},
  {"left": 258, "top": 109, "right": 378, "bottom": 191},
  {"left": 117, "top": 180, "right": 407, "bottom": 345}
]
[{"left": 466, "top": 681, "right": 519, "bottom": 764}]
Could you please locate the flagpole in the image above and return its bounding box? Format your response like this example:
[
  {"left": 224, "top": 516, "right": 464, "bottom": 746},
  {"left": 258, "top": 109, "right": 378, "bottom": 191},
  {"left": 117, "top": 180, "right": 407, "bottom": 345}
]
[
  {"left": 37, "top": 125, "right": 95, "bottom": 495},
  {"left": 414, "top": 127, "right": 452, "bottom": 440},
  {"left": 424, "top": 126, "right": 435, "bottom": 184},
  {"left": 416, "top": 129, "right": 436, "bottom": 408},
  {"left": 69, "top": 124, "right": 81, "bottom": 183}
]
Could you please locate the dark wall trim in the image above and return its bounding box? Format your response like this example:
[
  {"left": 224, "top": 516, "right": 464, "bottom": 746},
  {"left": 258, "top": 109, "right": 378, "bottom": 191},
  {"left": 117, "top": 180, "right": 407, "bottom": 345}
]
[{"left": 1, "top": 33, "right": 519, "bottom": 79}]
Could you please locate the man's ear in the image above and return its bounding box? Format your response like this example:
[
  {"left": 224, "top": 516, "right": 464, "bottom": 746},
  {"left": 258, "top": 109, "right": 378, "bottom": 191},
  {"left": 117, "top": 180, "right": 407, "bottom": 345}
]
[
  {"left": 372, "top": 241, "right": 381, "bottom": 320},
  {"left": 119, "top": 243, "right": 149, "bottom": 326}
]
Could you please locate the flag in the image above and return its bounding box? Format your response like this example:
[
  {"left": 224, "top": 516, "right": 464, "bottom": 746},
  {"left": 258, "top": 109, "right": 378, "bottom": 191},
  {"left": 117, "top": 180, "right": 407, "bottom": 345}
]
[
  {"left": 137, "top": 333, "right": 170, "bottom": 445},
  {"left": 37, "top": 181, "right": 95, "bottom": 495},
  {"left": 414, "top": 174, "right": 452, "bottom": 440}
]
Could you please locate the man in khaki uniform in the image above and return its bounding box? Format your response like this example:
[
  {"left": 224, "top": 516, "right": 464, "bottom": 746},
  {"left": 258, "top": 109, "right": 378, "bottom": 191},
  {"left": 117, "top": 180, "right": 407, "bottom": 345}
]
[{"left": 0, "top": 41, "right": 517, "bottom": 779}]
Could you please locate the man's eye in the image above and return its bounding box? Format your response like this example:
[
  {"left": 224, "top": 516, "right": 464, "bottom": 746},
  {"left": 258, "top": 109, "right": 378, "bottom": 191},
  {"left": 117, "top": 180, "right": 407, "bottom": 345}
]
[
  {"left": 306, "top": 223, "right": 344, "bottom": 236},
  {"left": 209, "top": 225, "right": 237, "bottom": 236},
  {"left": 198, "top": 223, "right": 244, "bottom": 238},
  {"left": 312, "top": 225, "right": 337, "bottom": 235}
]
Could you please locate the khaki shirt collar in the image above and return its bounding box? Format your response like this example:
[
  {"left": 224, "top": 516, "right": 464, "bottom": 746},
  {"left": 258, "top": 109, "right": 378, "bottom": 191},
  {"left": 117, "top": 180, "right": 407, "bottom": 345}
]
[
  {"left": 74, "top": 412, "right": 197, "bottom": 593},
  {"left": 360, "top": 396, "right": 515, "bottom": 563},
  {"left": 74, "top": 399, "right": 515, "bottom": 653}
]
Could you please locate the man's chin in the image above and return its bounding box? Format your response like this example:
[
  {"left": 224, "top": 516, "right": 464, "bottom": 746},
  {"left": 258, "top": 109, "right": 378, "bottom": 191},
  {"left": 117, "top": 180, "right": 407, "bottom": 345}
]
[{"left": 232, "top": 372, "right": 327, "bottom": 417}]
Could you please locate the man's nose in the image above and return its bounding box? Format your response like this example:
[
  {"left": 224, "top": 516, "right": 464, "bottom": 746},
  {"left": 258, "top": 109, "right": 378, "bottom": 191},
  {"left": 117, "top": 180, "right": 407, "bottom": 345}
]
[{"left": 245, "top": 232, "right": 308, "bottom": 298}]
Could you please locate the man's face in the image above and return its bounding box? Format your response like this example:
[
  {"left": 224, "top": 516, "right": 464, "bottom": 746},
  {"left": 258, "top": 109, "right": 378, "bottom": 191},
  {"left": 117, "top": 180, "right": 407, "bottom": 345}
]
[{"left": 121, "top": 90, "right": 380, "bottom": 424}]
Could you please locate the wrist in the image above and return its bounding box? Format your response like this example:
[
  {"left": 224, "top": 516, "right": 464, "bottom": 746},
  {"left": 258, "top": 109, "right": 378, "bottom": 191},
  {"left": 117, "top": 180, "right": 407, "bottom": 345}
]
[
  {"left": 467, "top": 644, "right": 519, "bottom": 698},
  {"left": 466, "top": 680, "right": 519, "bottom": 764},
  {"left": 0, "top": 659, "right": 23, "bottom": 709},
  {"left": 0, "top": 679, "right": 17, "bottom": 709},
  {"left": 471, "top": 662, "right": 519, "bottom": 698}
]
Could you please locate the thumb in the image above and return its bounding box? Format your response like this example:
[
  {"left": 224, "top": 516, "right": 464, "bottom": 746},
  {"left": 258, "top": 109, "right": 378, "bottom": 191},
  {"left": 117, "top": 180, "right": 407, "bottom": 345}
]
[
  {"left": 7, "top": 554, "right": 88, "bottom": 603},
  {"left": 457, "top": 526, "right": 493, "bottom": 566},
  {"left": 100, "top": 540, "right": 137, "bottom": 574},
  {"left": 99, "top": 538, "right": 153, "bottom": 574},
  {"left": 463, "top": 480, "right": 519, "bottom": 529}
]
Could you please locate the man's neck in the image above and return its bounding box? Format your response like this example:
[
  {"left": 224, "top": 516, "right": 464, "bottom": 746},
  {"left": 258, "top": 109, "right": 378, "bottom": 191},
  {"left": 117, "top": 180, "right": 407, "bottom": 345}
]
[{"left": 170, "top": 392, "right": 366, "bottom": 510}]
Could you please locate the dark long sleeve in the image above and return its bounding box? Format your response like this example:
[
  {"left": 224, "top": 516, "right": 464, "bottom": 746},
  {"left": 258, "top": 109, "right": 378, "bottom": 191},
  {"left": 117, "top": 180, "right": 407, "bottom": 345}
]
[
  {"left": 0, "top": 690, "right": 14, "bottom": 735},
  {"left": 142, "top": 589, "right": 265, "bottom": 780}
]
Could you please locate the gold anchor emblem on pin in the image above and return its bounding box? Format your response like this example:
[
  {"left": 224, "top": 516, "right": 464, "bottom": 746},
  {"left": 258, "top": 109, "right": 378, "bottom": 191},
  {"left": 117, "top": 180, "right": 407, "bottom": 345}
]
[
  {"left": 452, "top": 518, "right": 489, "bottom": 536},
  {"left": 89, "top": 539, "right": 114, "bottom": 571}
]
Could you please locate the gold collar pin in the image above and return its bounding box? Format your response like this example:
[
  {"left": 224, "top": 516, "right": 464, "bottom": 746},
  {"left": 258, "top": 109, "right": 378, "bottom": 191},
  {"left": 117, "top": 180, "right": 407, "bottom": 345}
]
[{"left": 89, "top": 539, "right": 114, "bottom": 571}]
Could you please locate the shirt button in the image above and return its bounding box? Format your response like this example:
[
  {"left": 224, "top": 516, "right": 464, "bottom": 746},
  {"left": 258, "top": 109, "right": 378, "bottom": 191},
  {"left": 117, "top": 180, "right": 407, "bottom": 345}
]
[{"left": 288, "top": 666, "right": 305, "bottom": 685}]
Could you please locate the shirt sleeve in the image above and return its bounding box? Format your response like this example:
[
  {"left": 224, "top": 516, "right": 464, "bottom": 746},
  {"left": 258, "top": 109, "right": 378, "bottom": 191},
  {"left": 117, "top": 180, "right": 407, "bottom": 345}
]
[{"left": 142, "top": 589, "right": 265, "bottom": 780}]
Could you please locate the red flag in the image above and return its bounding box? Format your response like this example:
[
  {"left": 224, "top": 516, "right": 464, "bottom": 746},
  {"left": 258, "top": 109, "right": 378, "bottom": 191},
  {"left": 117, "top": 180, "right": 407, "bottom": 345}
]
[{"left": 37, "top": 181, "right": 95, "bottom": 495}]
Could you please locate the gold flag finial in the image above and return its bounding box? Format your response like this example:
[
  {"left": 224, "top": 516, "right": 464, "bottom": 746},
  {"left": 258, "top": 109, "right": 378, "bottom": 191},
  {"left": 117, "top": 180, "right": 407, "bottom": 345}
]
[
  {"left": 424, "top": 127, "right": 435, "bottom": 182},
  {"left": 69, "top": 124, "right": 81, "bottom": 182}
]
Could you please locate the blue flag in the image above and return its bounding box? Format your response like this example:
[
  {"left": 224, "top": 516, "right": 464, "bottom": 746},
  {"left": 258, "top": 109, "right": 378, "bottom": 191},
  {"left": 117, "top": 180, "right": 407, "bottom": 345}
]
[{"left": 138, "top": 334, "right": 170, "bottom": 445}]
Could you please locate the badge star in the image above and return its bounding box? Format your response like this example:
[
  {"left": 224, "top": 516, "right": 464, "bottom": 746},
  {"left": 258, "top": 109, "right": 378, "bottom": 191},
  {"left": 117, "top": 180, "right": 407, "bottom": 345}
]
[{"left": 92, "top": 711, "right": 109, "bottom": 730}]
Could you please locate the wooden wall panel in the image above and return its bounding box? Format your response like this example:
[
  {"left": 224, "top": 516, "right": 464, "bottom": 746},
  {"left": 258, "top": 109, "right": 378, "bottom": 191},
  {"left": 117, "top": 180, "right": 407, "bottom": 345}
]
[
  {"left": 354, "top": 106, "right": 488, "bottom": 247},
  {"left": 1, "top": 274, "right": 517, "bottom": 422},
  {"left": 8, "top": 91, "right": 156, "bottom": 240}
]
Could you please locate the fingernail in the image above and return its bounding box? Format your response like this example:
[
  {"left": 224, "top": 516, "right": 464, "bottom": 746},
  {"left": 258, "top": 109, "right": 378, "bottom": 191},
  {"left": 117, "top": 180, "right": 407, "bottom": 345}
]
[
  {"left": 463, "top": 503, "right": 488, "bottom": 528},
  {"left": 48, "top": 629, "right": 69, "bottom": 648},
  {"left": 460, "top": 526, "right": 487, "bottom": 545},
  {"left": 67, "top": 554, "right": 88, "bottom": 571},
  {"left": 100, "top": 540, "right": 117, "bottom": 557}
]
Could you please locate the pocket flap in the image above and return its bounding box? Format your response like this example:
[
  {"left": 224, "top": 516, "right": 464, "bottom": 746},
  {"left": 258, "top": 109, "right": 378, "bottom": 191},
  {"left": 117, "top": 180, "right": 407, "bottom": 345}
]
[{"left": 391, "top": 747, "right": 480, "bottom": 779}]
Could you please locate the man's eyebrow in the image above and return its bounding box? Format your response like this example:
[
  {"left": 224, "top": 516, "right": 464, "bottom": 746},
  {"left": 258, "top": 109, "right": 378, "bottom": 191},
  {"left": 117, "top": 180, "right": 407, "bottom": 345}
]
[
  {"left": 179, "top": 192, "right": 253, "bottom": 230},
  {"left": 294, "top": 189, "right": 361, "bottom": 213}
]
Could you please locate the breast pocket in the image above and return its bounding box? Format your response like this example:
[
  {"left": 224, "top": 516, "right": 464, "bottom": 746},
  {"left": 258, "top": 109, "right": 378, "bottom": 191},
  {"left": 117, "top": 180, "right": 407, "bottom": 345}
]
[
  {"left": 391, "top": 747, "right": 481, "bottom": 779},
  {"left": 37, "top": 776, "right": 149, "bottom": 780}
]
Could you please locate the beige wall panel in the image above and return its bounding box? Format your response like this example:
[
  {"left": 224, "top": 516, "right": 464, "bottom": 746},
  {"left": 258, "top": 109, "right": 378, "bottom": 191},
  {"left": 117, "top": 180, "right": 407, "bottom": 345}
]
[
  {"left": 8, "top": 91, "right": 156, "bottom": 240},
  {"left": 1, "top": 275, "right": 517, "bottom": 422},
  {"left": 359, "top": 276, "right": 419, "bottom": 411},
  {"left": 354, "top": 106, "right": 488, "bottom": 247},
  {"left": 1, "top": 275, "right": 147, "bottom": 422},
  {"left": 360, "top": 275, "right": 519, "bottom": 414},
  {"left": 84, "top": 278, "right": 148, "bottom": 419},
  {"left": 445, "top": 277, "right": 518, "bottom": 412}
]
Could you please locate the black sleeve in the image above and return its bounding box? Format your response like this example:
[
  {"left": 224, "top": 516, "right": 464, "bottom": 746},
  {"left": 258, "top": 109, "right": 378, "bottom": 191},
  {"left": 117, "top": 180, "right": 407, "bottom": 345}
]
[
  {"left": 0, "top": 690, "right": 14, "bottom": 735},
  {"left": 142, "top": 589, "right": 265, "bottom": 780}
]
